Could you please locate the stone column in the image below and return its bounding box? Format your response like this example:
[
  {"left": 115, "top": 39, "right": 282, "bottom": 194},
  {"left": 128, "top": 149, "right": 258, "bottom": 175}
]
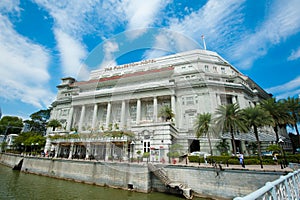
[
  {"left": 232, "top": 95, "right": 237, "bottom": 104},
  {"left": 105, "top": 142, "right": 111, "bottom": 160},
  {"left": 54, "top": 144, "right": 60, "bottom": 158},
  {"left": 85, "top": 142, "right": 91, "bottom": 159},
  {"left": 105, "top": 102, "right": 111, "bottom": 128},
  {"left": 171, "top": 95, "right": 176, "bottom": 123},
  {"left": 120, "top": 100, "right": 126, "bottom": 128},
  {"left": 66, "top": 107, "right": 74, "bottom": 131},
  {"left": 68, "top": 143, "right": 74, "bottom": 159},
  {"left": 216, "top": 93, "right": 221, "bottom": 105},
  {"left": 136, "top": 99, "right": 141, "bottom": 124},
  {"left": 241, "top": 141, "right": 247, "bottom": 155},
  {"left": 78, "top": 105, "right": 86, "bottom": 132},
  {"left": 171, "top": 95, "right": 176, "bottom": 114},
  {"left": 92, "top": 104, "right": 98, "bottom": 130},
  {"left": 153, "top": 96, "right": 158, "bottom": 122}
]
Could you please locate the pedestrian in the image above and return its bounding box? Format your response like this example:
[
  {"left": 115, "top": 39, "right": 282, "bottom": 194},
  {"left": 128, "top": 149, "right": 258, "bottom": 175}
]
[
  {"left": 273, "top": 154, "right": 278, "bottom": 165},
  {"left": 239, "top": 153, "right": 245, "bottom": 168},
  {"left": 204, "top": 154, "right": 207, "bottom": 164}
]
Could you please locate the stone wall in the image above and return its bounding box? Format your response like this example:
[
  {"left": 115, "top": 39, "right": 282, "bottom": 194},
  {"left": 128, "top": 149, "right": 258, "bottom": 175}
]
[
  {"left": 0, "top": 153, "right": 24, "bottom": 168},
  {"left": 161, "top": 165, "right": 285, "bottom": 199},
  {"left": 21, "top": 157, "right": 151, "bottom": 193},
  {"left": 0, "top": 154, "right": 287, "bottom": 199}
]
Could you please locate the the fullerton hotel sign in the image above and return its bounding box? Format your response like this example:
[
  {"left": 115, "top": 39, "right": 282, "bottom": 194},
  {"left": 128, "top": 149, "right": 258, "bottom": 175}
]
[{"left": 104, "top": 59, "right": 156, "bottom": 72}]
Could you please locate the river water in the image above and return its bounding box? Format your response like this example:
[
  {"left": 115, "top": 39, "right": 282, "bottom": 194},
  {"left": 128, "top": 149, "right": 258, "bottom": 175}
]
[{"left": 0, "top": 164, "right": 205, "bottom": 200}]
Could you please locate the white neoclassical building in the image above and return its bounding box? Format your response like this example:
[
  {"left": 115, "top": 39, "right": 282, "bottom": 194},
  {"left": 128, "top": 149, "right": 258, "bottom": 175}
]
[{"left": 45, "top": 49, "right": 288, "bottom": 161}]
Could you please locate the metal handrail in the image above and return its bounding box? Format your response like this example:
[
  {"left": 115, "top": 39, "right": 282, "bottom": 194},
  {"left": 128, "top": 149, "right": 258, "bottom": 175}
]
[{"left": 234, "top": 169, "right": 300, "bottom": 200}]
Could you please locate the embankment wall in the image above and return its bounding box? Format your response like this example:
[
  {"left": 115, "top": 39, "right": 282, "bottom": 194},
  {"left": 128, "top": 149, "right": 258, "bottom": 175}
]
[{"left": 0, "top": 153, "right": 286, "bottom": 199}]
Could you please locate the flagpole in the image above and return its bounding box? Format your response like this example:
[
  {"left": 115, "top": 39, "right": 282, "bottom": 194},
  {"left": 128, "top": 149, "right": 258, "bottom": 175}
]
[{"left": 201, "top": 35, "right": 207, "bottom": 50}]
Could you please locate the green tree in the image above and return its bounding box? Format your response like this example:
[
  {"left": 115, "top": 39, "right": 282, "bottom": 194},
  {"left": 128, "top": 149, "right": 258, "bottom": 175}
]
[
  {"left": 215, "top": 103, "right": 247, "bottom": 155},
  {"left": 23, "top": 109, "right": 51, "bottom": 135},
  {"left": 158, "top": 105, "right": 174, "bottom": 122},
  {"left": 167, "top": 143, "right": 183, "bottom": 158},
  {"left": 216, "top": 140, "right": 230, "bottom": 155},
  {"left": 266, "top": 144, "right": 281, "bottom": 154},
  {"left": 194, "top": 113, "right": 213, "bottom": 155},
  {"left": 261, "top": 98, "right": 291, "bottom": 143},
  {"left": 47, "top": 119, "right": 61, "bottom": 131},
  {"left": 0, "top": 116, "right": 23, "bottom": 136},
  {"left": 14, "top": 132, "right": 46, "bottom": 154},
  {"left": 241, "top": 106, "right": 274, "bottom": 169},
  {"left": 282, "top": 97, "right": 300, "bottom": 145}
]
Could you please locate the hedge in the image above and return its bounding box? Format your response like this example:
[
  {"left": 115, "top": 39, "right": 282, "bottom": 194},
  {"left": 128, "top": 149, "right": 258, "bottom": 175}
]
[{"left": 188, "top": 154, "right": 300, "bottom": 165}]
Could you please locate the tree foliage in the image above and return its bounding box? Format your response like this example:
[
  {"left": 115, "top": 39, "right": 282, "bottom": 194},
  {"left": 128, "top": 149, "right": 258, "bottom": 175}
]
[
  {"left": 23, "top": 109, "right": 51, "bottom": 135},
  {"left": 215, "top": 103, "right": 247, "bottom": 155},
  {"left": 261, "top": 98, "right": 292, "bottom": 143},
  {"left": 194, "top": 112, "right": 213, "bottom": 155},
  {"left": 167, "top": 143, "right": 183, "bottom": 158},
  {"left": 158, "top": 105, "right": 174, "bottom": 122},
  {"left": 241, "top": 105, "right": 274, "bottom": 168},
  {"left": 0, "top": 116, "right": 23, "bottom": 135},
  {"left": 47, "top": 119, "right": 62, "bottom": 131},
  {"left": 13, "top": 132, "right": 46, "bottom": 152},
  {"left": 282, "top": 97, "right": 300, "bottom": 145}
]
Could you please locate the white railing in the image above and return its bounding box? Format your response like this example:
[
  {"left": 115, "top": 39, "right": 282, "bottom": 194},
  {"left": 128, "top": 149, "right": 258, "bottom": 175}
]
[
  {"left": 52, "top": 136, "right": 129, "bottom": 143},
  {"left": 234, "top": 169, "right": 300, "bottom": 200}
]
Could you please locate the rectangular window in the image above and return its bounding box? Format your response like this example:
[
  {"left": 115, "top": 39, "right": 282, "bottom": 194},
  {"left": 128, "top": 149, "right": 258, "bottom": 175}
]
[
  {"left": 146, "top": 103, "right": 153, "bottom": 120},
  {"left": 143, "top": 141, "right": 150, "bottom": 153},
  {"left": 221, "top": 67, "right": 225, "bottom": 74},
  {"left": 130, "top": 105, "right": 136, "bottom": 121},
  {"left": 204, "top": 65, "right": 209, "bottom": 71},
  {"left": 213, "top": 66, "right": 217, "bottom": 72}
]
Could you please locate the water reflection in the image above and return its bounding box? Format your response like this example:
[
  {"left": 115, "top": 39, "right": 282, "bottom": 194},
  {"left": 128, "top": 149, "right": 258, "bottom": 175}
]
[{"left": 0, "top": 164, "right": 205, "bottom": 200}]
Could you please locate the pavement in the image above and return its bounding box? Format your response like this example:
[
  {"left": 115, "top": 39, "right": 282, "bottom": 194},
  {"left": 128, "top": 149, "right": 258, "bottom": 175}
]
[{"left": 177, "top": 161, "right": 295, "bottom": 173}]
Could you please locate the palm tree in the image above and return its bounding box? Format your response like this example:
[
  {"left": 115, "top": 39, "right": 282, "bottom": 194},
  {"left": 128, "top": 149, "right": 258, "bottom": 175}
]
[
  {"left": 214, "top": 103, "right": 247, "bottom": 155},
  {"left": 282, "top": 97, "right": 300, "bottom": 144},
  {"left": 260, "top": 98, "right": 291, "bottom": 143},
  {"left": 158, "top": 105, "right": 174, "bottom": 122},
  {"left": 241, "top": 105, "right": 274, "bottom": 169},
  {"left": 47, "top": 119, "right": 62, "bottom": 131},
  {"left": 194, "top": 113, "right": 213, "bottom": 155}
]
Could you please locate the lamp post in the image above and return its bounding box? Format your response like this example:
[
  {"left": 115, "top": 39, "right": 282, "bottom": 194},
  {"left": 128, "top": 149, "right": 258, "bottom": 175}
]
[
  {"left": 31, "top": 143, "right": 34, "bottom": 156},
  {"left": 36, "top": 143, "right": 39, "bottom": 155},
  {"left": 130, "top": 141, "right": 135, "bottom": 163},
  {"left": 21, "top": 143, "right": 24, "bottom": 155},
  {"left": 278, "top": 139, "right": 287, "bottom": 168}
]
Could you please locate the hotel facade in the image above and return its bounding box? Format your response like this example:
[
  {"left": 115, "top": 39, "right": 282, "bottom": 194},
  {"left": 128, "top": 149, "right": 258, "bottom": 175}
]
[{"left": 45, "top": 49, "right": 287, "bottom": 161}]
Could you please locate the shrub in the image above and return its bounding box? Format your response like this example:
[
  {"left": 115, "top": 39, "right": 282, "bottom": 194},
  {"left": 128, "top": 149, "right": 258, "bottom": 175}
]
[{"left": 187, "top": 154, "right": 300, "bottom": 165}]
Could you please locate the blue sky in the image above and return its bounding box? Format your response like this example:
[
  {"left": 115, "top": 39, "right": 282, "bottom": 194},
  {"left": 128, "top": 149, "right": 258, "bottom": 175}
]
[{"left": 0, "top": 0, "right": 300, "bottom": 120}]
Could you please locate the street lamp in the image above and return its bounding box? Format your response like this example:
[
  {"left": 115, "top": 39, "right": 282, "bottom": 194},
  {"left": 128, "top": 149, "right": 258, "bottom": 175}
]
[
  {"left": 36, "top": 143, "right": 39, "bottom": 155},
  {"left": 31, "top": 143, "right": 34, "bottom": 156},
  {"left": 130, "top": 141, "right": 135, "bottom": 162},
  {"left": 278, "top": 139, "right": 287, "bottom": 168}
]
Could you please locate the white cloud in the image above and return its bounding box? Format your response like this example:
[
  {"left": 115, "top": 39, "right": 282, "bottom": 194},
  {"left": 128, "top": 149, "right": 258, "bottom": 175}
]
[
  {"left": 229, "top": 0, "right": 300, "bottom": 69},
  {"left": 288, "top": 47, "right": 300, "bottom": 61},
  {"left": 266, "top": 76, "right": 300, "bottom": 99},
  {"left": 98, "top": 40, "right": 119, "bottom": 69},
  {"left": 121, "top": 0, "right": 169, "bottom": 39},
  {"left": 0, "top": 15, "right": 54, "bottom": 108},
  {"left": 54, "top": 29, "right": 87, "bottom": 78},
  {"left": 34, "top": 0, "right": 98, "bottom": 36},
  {"left": 144, "top": 0, "right": 245, "bottom": 59},
  {"left": 0, "top": 0, "right": 20, "bottom": 13}
]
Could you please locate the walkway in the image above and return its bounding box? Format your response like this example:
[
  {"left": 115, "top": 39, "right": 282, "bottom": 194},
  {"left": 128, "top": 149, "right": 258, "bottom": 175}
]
[{"left": 178, "top": 160, "right": 294, "bottom": 172}]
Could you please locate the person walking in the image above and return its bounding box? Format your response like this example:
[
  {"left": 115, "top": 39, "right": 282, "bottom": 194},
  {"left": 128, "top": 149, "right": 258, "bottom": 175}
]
[{"left": 239, "top": 153, "right": 245, "bottom": 168}]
